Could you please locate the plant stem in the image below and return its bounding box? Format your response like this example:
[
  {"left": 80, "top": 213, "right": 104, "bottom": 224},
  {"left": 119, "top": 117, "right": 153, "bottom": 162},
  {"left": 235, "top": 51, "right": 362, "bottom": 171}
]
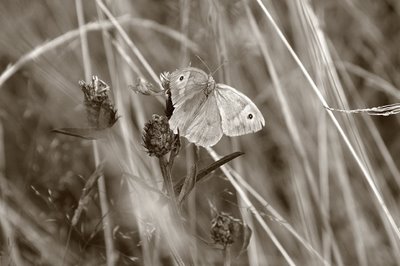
[
  {"left": 159, "top": 157, "right": 180, "bottom": 217},
  {"left": 158, "top": 156, "right": 188, "bottom": 266},
  {"left": 92, "top": 142, "right": 117, "bottom": 265},
  {"left": 223, "top": 247, "right": 231, "bottom": 266}
]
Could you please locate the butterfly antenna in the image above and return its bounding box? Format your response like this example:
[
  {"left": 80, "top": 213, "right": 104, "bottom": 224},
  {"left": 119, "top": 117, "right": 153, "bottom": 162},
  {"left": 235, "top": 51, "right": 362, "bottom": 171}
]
[
  {"left": 210, "top": 59, "right": 228, "bottom": 76},
  {"left": 195, "top": 55, "right": 212, "bottom": 73}
]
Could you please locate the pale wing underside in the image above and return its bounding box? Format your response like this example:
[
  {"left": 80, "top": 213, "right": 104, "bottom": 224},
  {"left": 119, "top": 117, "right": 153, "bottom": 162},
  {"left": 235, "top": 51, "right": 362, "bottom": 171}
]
[
  {"left": 169, "top": 94, "right": 223, "bottom": 147},
  {"left": 169, "top": 67, "right": 209, "bottom": 108},
  {"left": 214, "top": 84, "right": 265, "bottom": 136},
  {"left": 169, "top": 90, "right": 207, "bottom": 134}
]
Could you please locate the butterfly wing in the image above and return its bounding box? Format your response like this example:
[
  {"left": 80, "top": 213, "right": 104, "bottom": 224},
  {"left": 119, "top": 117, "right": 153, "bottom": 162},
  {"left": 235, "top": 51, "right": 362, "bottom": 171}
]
[
  {"left": 169, "top": 88, "right": 207, "bottom": 134},
  {"left": 214, "top": 84, "right": 265, "bottom": 136},
  {"left": 168, "top": 67, "right": 223, "bottom": 147},
  {"left": 183, "top": 94, "right": 223, "bottom": 147},
  {"left": 168, "top": 67, "right": 210, "bottom": 108},
  {"left": 169, "top": 91, "right": 223, "bottom": 147}
]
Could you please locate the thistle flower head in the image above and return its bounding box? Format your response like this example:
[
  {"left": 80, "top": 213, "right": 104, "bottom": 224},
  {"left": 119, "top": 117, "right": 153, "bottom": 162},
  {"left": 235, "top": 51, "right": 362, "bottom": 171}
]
[
  {"left": 142, "top": 114, "right": 177, "bottom": 157},
  {"left": 79, "top": 76, "right": 118, "bottom": 129},
  {"left": 210, "top": 212, "right": 241, "bottom": 248}
]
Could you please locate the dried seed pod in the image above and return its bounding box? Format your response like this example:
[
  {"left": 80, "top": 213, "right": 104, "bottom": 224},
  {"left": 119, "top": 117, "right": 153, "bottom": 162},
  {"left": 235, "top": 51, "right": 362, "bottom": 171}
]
[
  {"left": 79, "top": 76, "right": 118, "bottom": 129},
  {"left": 142, "top": 114, "right": 177, "bottom": 158},
  {"left": 210, "top": 212, "right": 242, "bottom": 248}
]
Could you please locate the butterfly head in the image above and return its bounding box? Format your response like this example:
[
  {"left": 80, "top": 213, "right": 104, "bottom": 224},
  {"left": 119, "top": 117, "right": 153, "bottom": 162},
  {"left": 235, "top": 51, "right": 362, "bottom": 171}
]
[
  {"left": 170, "top": 68, "right": 216, "bottom": 96},
  {"left": 205, "top": 75, "right": 216, "bottom": 96}
]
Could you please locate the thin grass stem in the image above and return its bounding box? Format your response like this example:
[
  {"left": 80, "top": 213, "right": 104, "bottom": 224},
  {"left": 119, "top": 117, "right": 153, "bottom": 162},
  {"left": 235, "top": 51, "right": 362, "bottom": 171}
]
[
  {"left": 75, "top": 1, "right": 116, "bottom": 265},
  {"left": 223, "top": 246, "right": 231, "bottom": 266},
  {"left": 206, "top": 148, "right": 297, "bottom": 266},
  {"left": 254, "top": 0, "right": 400, "bottom": 241},
  {"left": 96, "top": 0, "right": 160, "bottom": 86},
  {"left": 0, "top": 16, "right": 198, "bottom": 90}
]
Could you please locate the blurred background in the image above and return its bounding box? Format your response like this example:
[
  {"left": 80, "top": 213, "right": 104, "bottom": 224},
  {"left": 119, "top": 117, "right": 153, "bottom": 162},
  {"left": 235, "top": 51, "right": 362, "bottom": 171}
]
[{"left": 1, "top": 0, "right": 400, "bottom": 265}]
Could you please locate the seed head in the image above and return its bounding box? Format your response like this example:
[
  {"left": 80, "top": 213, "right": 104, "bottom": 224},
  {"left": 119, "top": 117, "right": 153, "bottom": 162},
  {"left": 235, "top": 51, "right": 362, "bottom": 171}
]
[
  {"left": 79, "top": 76, "right": 118, "bottom": 129},
  {"left": 210, "top": 212, "right": 241, "bottom": 248},
  {"left": 142, "top": 114, "right": 177, "bottom": 157}
]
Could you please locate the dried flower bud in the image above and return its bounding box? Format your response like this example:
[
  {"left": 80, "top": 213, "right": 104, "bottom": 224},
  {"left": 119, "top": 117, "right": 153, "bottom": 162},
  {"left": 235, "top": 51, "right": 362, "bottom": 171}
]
[
  {"left": 211, "top": 212, "right": 241, "bottom": 248},
  {"left": 142, "top": 114, "right": 177, "bottom": 157},
  {"left": 80, "top": 76, "right": 118, "bottom": 129},
  {"left": 130, "top": 77, "right": 159, "bottom": 96}
]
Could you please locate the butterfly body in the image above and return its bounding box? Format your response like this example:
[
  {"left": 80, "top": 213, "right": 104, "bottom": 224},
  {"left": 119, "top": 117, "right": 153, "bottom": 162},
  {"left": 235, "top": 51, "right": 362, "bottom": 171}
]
[{"left": 167, "top": 67, "right": 265, "bottom": 147}]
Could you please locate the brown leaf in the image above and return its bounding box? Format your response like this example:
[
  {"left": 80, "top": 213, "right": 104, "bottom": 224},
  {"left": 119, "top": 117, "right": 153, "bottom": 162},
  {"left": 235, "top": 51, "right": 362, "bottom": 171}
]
[
  {"left": 174, "top": 151, "right": 244, "bottom": 195},
  {"left": 178, "top": 163, "right": 197, "bottom": 204},
  {"left": 52, "top": 127, "right": 110, "bottom": 140}
]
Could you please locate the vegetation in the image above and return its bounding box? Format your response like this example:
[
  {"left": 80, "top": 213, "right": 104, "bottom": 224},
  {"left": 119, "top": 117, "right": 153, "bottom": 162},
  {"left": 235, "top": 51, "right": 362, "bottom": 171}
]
[{"left": 0, "top": 0, "right": 400, "bottom": 265}]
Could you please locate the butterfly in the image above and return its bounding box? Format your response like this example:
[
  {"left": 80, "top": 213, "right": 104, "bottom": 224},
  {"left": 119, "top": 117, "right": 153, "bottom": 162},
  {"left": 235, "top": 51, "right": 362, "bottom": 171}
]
[{"left": 165, "top": 67, "right": 265, "bottom": 147}]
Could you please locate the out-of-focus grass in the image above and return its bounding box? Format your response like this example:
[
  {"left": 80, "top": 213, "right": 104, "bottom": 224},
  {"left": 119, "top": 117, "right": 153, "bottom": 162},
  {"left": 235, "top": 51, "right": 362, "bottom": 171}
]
[{"left": 1, "top": 0, "right": 400, "bottom": 265}]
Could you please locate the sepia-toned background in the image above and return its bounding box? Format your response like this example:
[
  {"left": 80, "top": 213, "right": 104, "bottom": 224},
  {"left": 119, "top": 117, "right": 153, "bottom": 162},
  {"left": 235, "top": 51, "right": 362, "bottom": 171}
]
[{"left": 0, "top": 0, "right": 400, "bottom": 265}]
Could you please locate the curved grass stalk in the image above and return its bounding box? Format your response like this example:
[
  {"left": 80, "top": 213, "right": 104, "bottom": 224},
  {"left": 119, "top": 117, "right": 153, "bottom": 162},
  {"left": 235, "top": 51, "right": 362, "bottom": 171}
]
[{"left": 0, "top": 16, "right": 199, "bottom": 90}]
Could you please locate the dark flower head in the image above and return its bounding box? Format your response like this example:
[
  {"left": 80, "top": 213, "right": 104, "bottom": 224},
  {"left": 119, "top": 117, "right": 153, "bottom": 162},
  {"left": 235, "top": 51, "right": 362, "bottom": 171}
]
[
  {"left": 79, "top": 76, "right": 118, "bottom": 129},
  {"left": 210, "top": 212, "right": 242, "bottom": 248},
  {"left": 142, "top": 114, "right": 177, "bottom": 157}
]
